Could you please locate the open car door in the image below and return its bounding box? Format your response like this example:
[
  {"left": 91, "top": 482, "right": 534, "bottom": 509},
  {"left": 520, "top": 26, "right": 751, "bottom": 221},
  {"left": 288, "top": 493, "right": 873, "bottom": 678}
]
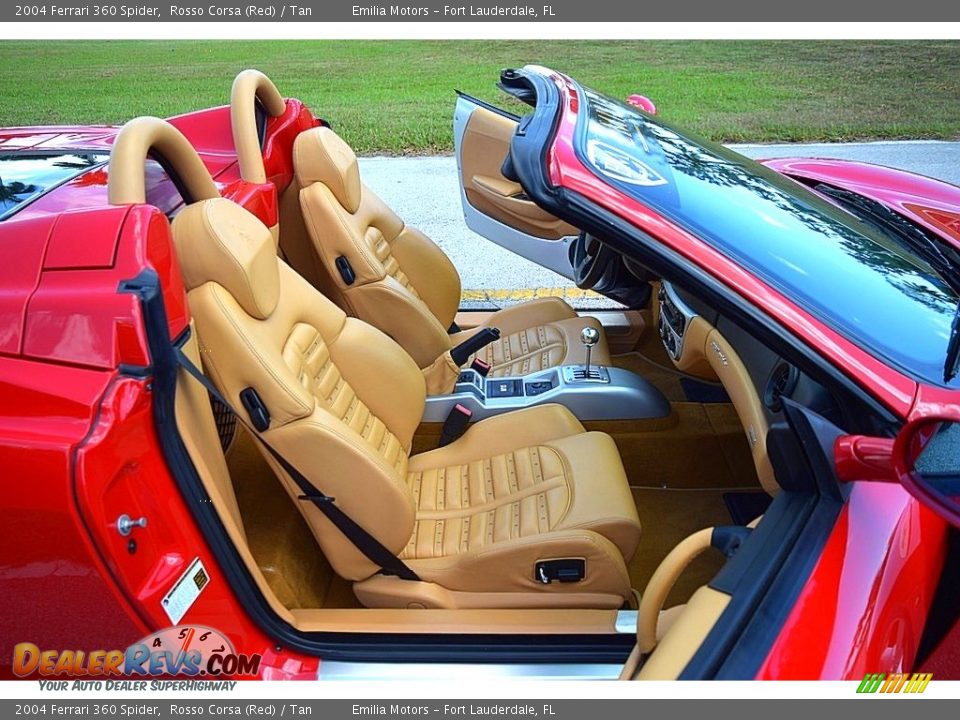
[{"left": 454, "top": 93, "right": 579, "bottom": 279}]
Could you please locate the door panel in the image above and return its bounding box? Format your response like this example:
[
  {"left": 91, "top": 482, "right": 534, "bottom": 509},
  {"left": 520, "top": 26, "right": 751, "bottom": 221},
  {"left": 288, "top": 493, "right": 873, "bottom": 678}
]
[{"left": 454, "top": 94, "right": 578, "bottom": 279}]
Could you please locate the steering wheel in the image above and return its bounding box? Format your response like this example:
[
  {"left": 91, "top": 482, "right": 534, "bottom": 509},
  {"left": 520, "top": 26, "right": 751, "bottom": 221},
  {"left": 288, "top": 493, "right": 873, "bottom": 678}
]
[
  {"left": 230, "top": 70, "right": 287, "bottom": 184},
  {"left": 570, "top": 232, "right": 616, "bottom": 289}
]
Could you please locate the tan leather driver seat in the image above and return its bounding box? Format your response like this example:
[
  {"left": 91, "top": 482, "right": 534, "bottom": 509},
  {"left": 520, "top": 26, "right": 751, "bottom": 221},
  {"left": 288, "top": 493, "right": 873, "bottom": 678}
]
[
  {"left": 291, "top": 126, "right": 611, "bottom": 381},
  {"left": 172, "top": 196, "right": 641, "bottom": 609}
]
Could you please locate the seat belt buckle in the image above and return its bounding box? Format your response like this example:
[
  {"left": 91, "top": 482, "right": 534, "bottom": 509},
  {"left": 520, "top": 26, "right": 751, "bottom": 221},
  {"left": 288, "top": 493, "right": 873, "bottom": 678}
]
[
  {"left": 535, "top": 559, "right": 586, "bottom": 584},
  {"left": 438, "top": 403, "right": 472, "bottom": 447},
  {"left": 470, "top": 357, "right": 492, "bottom": 377}
]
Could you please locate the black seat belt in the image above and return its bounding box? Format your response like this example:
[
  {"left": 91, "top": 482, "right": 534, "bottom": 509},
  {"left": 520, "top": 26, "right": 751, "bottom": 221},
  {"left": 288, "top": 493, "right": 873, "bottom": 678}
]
[{"left": 173, "top": 342, "right": 420, "bottom": 582}]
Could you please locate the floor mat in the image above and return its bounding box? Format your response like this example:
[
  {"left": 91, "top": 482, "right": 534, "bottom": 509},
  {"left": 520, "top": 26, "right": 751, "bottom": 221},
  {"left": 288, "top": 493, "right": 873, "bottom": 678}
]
[
  {"left": 611, "top": 351, "right": 686, "bottom": 402},
  {"left": 629, "top": 488, "right": 738, "bottom": 608},
  {"left": 586, "top": 403, "right": 761, "bottom": 490},
  {"left": 723, "top": 491, "right": 773, "bottom": 525},
  {"left": 680, "top": 377, "right": 730, "bottom": 404}
]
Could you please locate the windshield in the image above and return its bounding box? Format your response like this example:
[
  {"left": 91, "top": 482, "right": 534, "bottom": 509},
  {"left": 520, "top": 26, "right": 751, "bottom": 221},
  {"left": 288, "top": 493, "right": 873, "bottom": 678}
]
[
  {"left": 574, "top": 86, "right": 960, "bottom": 387},
  {"left": 0, "top": 151, "right": 108, "bottom": 221}
]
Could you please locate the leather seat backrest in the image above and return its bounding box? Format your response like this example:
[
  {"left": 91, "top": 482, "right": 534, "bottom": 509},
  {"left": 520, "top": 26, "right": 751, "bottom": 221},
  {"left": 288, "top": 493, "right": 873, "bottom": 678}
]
[
  {"left": 293, "top": 127, "right": 462, "bottom": 369},
  {"left": 172, "top": 197, "right": 425, "bottom": 581}
]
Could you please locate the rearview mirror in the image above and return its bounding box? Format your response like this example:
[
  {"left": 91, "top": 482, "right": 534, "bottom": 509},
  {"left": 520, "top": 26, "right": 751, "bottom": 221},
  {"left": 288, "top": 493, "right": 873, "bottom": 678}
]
[{"left": 896, "top": 419, "right": 960, "bottom": 527}]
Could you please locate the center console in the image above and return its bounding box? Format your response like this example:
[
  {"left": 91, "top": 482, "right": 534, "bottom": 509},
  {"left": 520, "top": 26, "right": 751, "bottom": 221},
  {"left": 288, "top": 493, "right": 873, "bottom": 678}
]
[
  {"left": 423, "top": 364, "right": 669, "bottom": 422},
  {"left": 424, "top": 326, "right": 671, "bottom": 422}
]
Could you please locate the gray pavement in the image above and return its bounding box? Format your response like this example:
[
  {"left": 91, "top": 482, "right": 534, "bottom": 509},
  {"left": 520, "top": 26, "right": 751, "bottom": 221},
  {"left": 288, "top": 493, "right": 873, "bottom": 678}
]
[{"left": 358, "top": 141, "right": 960, "bottom": 308}]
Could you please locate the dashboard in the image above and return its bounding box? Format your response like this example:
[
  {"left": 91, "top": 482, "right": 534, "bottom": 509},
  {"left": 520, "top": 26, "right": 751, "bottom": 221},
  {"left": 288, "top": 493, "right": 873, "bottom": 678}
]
[{"left": 657, "top": 281, "right": 838, "bottom": 493}]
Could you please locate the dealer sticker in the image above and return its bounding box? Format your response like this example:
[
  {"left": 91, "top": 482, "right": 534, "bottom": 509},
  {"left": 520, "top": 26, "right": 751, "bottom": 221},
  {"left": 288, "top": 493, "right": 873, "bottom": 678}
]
[{"left": 161, "top": 557, "right": 209, "bottom": 624}]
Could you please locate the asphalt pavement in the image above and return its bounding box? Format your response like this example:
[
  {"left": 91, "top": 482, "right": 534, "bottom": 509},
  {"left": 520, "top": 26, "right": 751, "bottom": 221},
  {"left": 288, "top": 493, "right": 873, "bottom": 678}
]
[{"left": 358, "top": 141, "right": 960, "bottom": 308}]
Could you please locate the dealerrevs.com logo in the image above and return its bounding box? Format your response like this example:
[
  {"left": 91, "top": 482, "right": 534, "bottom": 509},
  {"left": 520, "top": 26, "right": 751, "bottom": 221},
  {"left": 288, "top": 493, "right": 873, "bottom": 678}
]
[{"left": 13, "top": 625, "right": 261, "bottom": 681}]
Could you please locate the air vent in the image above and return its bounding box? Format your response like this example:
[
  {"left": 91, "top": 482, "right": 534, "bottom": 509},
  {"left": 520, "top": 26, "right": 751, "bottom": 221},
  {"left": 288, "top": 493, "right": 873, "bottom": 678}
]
[{"left": 764, "top": 362, "right": 799, "bottom": 412}]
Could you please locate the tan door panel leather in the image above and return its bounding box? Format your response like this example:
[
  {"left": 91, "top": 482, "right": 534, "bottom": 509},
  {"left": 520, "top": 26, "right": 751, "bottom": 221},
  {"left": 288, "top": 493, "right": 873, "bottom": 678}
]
[
  {"left": 704, "top": 329, "right": 778, "bottom": 495},
  {"left": 471, "top": 173, "right": 523, "bottom": 198},
  {"left": 672, "top": 316, "right": 719, "bottom": 381},
  {"left": 663, "top": 309, "right": 777, "bottom": 494},
  {"left": 460, "top": 107, "right": 577, "bottom": 239},
  {"left": 635, "top": 586, "right": 731, "bottom": 680},
  {"left": 470, "top": 175, "right": 571, "bottom": 235}
]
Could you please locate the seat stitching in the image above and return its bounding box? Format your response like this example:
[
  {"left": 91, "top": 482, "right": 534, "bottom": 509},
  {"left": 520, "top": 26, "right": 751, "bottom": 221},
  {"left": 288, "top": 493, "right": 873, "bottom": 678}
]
[
  {"left": 481, "top": 328, "right": 567, "bottom": 374},
  {"left": 300, "top": 185, "right": 381, "bottom": 281},
  {"left": 468, "top": 527, "right": 609, "bottom": 563},
  {"left": 290, "top": 419, "right": 408, "bottom": 482},
  {"left": 209, "top": 285, "right": 311, "bottom": 416},
  {"left": 411, "top": 477, "right": 565, "bottom": 520}
]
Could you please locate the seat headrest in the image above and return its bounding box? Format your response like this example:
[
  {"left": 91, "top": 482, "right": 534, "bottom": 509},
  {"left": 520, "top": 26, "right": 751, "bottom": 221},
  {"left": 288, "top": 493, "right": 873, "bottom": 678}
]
[
  {"left": 293, "top": 127, "right": 362, "bottom": 214},
  {"left": 171, "top": 198, "right": 280, "bottom": 320}
]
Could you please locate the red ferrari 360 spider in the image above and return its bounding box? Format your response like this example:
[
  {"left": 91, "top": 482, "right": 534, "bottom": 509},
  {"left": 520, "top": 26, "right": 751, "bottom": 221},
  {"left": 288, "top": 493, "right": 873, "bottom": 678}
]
[{"left": 1, "top": 66, "right": 958, "bottom": 681}]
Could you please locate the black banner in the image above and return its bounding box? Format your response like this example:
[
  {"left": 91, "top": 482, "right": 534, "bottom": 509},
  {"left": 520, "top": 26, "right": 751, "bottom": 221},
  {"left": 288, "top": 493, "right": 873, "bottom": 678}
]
[{"left": 3, "top": 0, "right": 960, "bottom": 22}]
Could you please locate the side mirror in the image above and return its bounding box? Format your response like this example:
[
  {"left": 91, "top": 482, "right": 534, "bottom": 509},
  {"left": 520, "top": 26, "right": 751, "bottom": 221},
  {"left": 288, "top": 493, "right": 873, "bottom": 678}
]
[
  {"left": 626, "top": 95, "right": 657, "bottom": 115},
  {"left": 894, "top": 418, "right": 960, "bottom": 528}
]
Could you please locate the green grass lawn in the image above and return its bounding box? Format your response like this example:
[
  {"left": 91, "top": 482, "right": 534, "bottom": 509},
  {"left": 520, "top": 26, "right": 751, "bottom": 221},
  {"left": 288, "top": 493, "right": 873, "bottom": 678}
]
[{"left": 2, "top": 40, "right": 958, "bottom": 153}]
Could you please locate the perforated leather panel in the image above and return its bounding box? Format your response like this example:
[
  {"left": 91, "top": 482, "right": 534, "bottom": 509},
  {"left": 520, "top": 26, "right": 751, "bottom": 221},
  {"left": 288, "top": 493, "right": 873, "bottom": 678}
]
[
  {"left": 471, "top": 325, "right": 568, "bottom": 377},
  {"left": 402, "top": 445, "right": 570, "bottom": 559},
  {"left": 366, "top": 226, "right": 421, "bottom": 299},
  {"left": 282, "top": 322, "right": 408, "bottom": 476}
]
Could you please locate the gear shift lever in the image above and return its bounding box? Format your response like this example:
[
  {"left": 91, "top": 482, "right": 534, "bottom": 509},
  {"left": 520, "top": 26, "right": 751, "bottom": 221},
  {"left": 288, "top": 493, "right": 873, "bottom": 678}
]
[{"left": 580, "top": 326, "right": 600, "bottom": 379}]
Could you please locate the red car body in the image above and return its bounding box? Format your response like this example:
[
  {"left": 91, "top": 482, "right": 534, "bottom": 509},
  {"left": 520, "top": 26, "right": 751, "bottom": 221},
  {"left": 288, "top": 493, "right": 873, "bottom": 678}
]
[{"left": 0, "top": 74, "right": 956, "bottom": 680}]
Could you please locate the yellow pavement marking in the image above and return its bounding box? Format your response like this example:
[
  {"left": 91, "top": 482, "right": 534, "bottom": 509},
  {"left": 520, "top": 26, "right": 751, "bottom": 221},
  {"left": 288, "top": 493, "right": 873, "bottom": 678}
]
[{"left": 461, "top": 287, "right": 604, "bottom": 302}]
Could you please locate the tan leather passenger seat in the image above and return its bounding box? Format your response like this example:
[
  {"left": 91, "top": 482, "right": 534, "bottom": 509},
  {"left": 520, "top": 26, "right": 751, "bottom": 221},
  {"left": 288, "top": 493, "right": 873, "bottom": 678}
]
[
  {"left": 172, "top": 197, "right": 641, "bottom": 609},
  {"left": 291, "top": 126, "right": 611, "bottom": 378}
]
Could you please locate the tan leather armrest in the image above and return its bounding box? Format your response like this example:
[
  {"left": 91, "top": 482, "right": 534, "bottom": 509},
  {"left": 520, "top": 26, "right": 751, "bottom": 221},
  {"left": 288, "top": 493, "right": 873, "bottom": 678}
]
[{"left": 471, "top": 175, "right": 563, "bottom": 226}]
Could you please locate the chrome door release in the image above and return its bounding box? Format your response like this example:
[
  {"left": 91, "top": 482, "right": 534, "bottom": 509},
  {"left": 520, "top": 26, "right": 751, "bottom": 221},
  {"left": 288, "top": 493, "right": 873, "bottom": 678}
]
[{"left": 116, "top": 514, "right": 148, "bottom": 537}]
